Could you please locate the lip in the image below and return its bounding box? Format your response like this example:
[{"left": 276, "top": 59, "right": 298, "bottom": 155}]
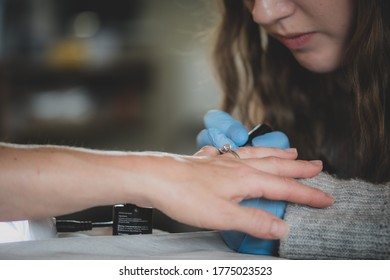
[{"left": 274, "top": 32, "right": 315, "bottom": 50}]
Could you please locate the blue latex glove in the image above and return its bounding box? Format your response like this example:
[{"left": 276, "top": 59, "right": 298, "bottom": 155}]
[
  {"left": 197, "top": 109, "right": 289, "bottom": 255},
  {"left": 197, "top": 110, "right": 248, "bottom": 150},
  {"left": 197, "top": 109, "right": 290, "bottom": 149}
]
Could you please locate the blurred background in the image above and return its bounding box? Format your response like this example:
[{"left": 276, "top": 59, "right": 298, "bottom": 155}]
[{"left": 0, "top": 0, "right": 221, "bottom": 233}]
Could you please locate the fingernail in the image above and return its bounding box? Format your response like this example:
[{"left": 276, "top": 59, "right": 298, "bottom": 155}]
[
  {"left": 326, "top": 193, "right": 336, "bottom": 204},
  {"left": 270, "top": 220, "right": 289, "bottom": 239},
  {"left": 310, "top": 160, "right": 323, "bottom": 167},
  {"left": 285, "top": 148, "right": 297, "bottom": 154}
]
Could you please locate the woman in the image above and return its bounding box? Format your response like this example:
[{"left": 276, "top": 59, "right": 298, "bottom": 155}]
[{"left": 198, "top": 0, "right": 390, "bottom": 259}]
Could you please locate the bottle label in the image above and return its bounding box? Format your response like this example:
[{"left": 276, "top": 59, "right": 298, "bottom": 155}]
[{"left": 112, "top": 204, "right": 153, "bottom": 235}]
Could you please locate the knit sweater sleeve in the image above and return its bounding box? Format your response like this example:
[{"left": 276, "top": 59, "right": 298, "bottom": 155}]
[{"left": 279, "top": 172, "right": 390, "bottom": 259}]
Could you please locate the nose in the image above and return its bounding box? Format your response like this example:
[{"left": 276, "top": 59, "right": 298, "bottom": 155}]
[{"left": 250, "top": 0, "right": 296, "bottom": 26}]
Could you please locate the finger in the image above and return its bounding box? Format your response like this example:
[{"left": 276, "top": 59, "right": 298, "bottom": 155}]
[
  {"left": 252, "top": 131, "right": 290, "bottom": 149},
  {"left": 194, "top": 146, "right": 219, "bottom": 157},
  {"left": 235, "top": 206, "right": 289, "bottom": 239},
  {"left": 245, "top": 172, "right": 335, "bottom": 208},
  {"left": 212, "top": 202, "right": 289, "bottom": 240},
  {"left": 244, "top": 157, "right": 323, "bottom": 178},
  {"left": 204, "top": 110, "right": 248, "bottom": 145},
  {"left": 207, "top": 128, "right": 238, "bottom": 149},
  {"left": 196, "top": 129, "right": 213, "bottom": 149},
  {"left": 196, "top": 128, "right": 237, "bottom": 150},
  {"left": 226, "top": 123, "right": 248, "bottom": 146},
  {"left": 230, "top": 146, "right": 299, "bottom": 160}
]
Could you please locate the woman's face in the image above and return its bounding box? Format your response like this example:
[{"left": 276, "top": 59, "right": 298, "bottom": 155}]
[{"left": 243, "top": 0, "right": 355, "bottom": 73}]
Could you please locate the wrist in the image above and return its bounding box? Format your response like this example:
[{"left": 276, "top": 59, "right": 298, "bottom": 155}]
[
  {"left": 122, "top": 152, "right": 187, "bottom": 209},
  {"left": 120, "top": 152, "right": 165, "bottom": 208}
]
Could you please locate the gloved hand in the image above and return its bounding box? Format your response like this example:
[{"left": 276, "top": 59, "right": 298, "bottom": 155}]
[
  {"left": 197, "top": 109, "right": 289, "bottom": 255},
  {"left": 197, "top": 109, "right": 290, "bottom": 150}
]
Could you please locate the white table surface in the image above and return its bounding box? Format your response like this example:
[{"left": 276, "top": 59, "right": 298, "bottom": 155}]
[{"left": 0, "top": 231, "right": 280, "bottom": 260}]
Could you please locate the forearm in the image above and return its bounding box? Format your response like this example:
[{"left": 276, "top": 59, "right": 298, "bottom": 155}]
[
  {"left": 0, "top": 142, "right": 335, "bottom": 239},
  {"left": 0, "top": 143, "right": 156, "bottom": 221},
  {"left": 279, "top": 172, "right": 390, "bottom": 259}
]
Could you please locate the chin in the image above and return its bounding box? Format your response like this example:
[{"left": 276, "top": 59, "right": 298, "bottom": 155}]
[
  {"left": 293, "top": 52, "right": 341, "bottom": 74},
  {"left": 302, "top": 63, "right": 339, "bottom": 73}
]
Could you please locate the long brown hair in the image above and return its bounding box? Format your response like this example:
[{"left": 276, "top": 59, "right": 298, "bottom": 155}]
[{"left": 212, "top": 0, "right": 390, "bottom": 183}]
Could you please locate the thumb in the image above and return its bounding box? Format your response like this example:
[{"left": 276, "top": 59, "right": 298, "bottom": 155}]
[
  {"left": 217, "top": 203, "right": 289, "bottom": 240},
  {"left": 252, "top": 131, "right": 290, "bottom": 149},
  {"left": 235, "top": 207, "right": 289, "bottom": 240}
]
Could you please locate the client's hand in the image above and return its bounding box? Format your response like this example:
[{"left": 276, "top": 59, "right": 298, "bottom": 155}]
[
  {"left": 157, "top": 146, "right": 331, "bottom": 241},
  {"left": 197, "top": 109, "right": 291, "bottom": 255}
]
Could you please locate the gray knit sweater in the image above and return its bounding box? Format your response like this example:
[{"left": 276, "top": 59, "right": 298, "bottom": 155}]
[{"left": 279, "top": 172, "right": 390, "bottom": 259}]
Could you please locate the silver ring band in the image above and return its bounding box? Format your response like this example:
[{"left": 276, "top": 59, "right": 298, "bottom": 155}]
[{"left": 218, "top": 144, "right": 240, "bottom": 159}]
